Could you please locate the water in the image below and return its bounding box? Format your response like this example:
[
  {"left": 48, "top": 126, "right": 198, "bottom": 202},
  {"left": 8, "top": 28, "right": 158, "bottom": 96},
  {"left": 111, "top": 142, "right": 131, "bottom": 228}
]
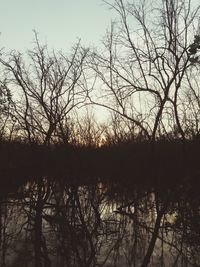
[{"left": 0, "top": 176, "right": 200, "bottom": 267}]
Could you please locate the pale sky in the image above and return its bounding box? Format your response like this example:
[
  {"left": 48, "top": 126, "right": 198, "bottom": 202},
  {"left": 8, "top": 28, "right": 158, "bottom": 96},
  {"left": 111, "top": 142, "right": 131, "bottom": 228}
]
[
  {"left": 0, "top": 0, "right": 113, "bottom": 51},
  {"left": 0, "top": 0, "right": 199, "bottom": 52},
  {"left": 0, "top": 0, "right": 199, "bottom": 123}
]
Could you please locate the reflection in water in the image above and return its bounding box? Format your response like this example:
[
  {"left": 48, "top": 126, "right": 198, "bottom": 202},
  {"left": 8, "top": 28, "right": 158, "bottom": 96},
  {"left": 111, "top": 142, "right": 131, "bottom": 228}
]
[{"left": 0, "top": 177, "right": 200, "bottom": 267}]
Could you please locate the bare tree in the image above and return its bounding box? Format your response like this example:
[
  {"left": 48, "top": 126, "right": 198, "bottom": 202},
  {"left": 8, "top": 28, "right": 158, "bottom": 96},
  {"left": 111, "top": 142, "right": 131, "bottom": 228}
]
[
  {"left": 181, "top": 68, "right": 200, "bottom": 139},
  {"left": 0, "top": 78, "right": 12, "bottom": 141},
  {"left": 87, "top": 0, "right": 200, "bottom": 141},
  {"left": 0, "top": 33, "right": 88, "bottom": 145},
  {"left": 70, "top": 109, "right": 106, "bottom": 147}
]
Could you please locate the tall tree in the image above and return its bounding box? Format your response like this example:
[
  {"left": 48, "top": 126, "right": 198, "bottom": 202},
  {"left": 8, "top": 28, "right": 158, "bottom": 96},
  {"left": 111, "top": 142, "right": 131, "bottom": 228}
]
[
  {"left": 0, "top": 33, "right": 88, "bottom": 145},
  {"left": 0, "top": 78, "right": 11, "bottom": 140},
  {"left": 88, "top": 0, "right": 200, "bottom": 141}
]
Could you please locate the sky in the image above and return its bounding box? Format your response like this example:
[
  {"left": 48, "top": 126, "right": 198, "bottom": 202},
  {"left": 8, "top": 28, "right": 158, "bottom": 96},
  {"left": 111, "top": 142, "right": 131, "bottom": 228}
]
[
  {"left": 1, "top": 0, "right": 199, "bottom": 51},
  {"left": 0, "top": 0, "right": 199, "bottom": 123},
  {"left": 0, "top": 0, "right": 115, "bottom": 122},
  {"left": 0, "top": 0, "right": 114, "bottom": 51}
]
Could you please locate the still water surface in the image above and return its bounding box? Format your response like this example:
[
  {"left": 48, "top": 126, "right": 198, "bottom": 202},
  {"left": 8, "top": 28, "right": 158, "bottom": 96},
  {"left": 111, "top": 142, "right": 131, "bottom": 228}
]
[{"left": 0, "top": 177, "right": 199, "bottom": 267}]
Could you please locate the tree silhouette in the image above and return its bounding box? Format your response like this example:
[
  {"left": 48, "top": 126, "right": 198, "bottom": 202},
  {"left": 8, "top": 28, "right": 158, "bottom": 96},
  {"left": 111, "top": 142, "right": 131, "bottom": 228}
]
[
  {"left": 87, "top": 0, "right": 200, "bottom": 141},
  {"left": 0, "top": 33, "right": 88, "bottom": 145}
]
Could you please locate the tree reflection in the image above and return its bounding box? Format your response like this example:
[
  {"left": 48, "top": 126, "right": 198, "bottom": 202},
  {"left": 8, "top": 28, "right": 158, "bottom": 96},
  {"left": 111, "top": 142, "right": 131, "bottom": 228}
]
[{"left": 0, "top": 177, "right": 199, "bottom": 267}]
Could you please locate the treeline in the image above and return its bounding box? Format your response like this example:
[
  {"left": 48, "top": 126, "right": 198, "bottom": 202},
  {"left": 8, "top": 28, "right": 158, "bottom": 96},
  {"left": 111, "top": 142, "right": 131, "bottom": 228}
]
[
  {"left": 0, "top": 0, "right": 200, "bottom": 147},
  {"left": 0, "top": 139, "right": 200, "bottom": 193}
]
